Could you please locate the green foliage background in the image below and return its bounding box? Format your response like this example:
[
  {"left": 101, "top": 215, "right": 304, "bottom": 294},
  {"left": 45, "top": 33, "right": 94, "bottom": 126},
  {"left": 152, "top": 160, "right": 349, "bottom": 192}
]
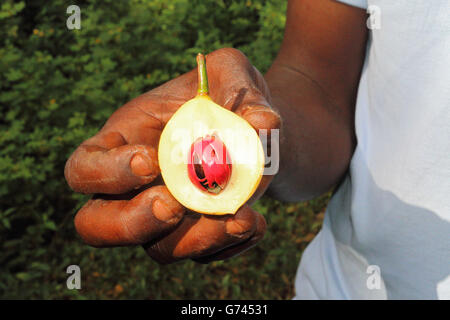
[{"left": 0, "top": 0, "right": 328, "bottom": 299}]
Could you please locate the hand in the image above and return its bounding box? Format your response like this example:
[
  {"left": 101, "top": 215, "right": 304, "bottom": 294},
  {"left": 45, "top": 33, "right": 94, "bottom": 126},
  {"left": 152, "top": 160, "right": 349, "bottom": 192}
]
[{"left": 64, "top": 48, "right": 281, "bottom": 264}]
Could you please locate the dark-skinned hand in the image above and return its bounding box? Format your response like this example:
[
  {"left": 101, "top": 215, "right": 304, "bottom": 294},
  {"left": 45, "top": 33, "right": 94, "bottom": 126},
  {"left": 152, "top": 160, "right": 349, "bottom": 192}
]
[{"left": 64, "top": 48, "right": 281, "bottom": 264}]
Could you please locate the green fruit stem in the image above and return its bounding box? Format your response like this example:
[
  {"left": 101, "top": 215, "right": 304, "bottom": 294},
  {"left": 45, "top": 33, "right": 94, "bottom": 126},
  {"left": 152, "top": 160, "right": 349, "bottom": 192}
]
[{"left": 196, "top": 53, "right": 209, "bottom": 96}]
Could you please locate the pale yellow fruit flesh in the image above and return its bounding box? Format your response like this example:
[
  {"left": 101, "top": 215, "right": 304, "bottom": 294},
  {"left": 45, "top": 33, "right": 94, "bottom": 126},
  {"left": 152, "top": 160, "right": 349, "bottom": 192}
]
[{"left": 158, "top": 96, "right": 265, "bottom": 215}]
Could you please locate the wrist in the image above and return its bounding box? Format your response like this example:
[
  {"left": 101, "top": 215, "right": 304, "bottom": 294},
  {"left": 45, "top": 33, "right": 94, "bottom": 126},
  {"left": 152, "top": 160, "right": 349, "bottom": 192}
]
[{"left": 262, "top": 60, "right": 354, "bottom": 202}]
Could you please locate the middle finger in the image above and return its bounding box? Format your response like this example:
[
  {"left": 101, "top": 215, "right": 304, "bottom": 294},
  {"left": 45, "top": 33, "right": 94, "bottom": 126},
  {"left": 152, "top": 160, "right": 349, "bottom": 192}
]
[{"left": 144, "top": 205, "right": 258, "bottom": 264}]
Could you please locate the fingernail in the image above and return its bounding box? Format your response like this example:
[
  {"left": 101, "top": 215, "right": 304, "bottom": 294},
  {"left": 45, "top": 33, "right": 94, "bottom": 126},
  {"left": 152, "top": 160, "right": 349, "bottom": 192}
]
[
  {"left": 241, "top": 105, "right": 269, "bottom": 116},
  {"left": 225, "top": 217, "right": 253, "bottom": 238},
  {"left": 130, "top": 153, "right": 153, "bottom": 177},
  {"left": 241, "top": 105, "right": 281, "bottom": 130},
  {"left": 152, "top": 199, "right": 181, "bottom": 224}
]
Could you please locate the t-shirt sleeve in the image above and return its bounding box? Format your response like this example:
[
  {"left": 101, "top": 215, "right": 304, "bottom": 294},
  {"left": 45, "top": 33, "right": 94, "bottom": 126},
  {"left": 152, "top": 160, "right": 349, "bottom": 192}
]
[{"left": 336, "top": 0, "right": 368, "bottom": 9}]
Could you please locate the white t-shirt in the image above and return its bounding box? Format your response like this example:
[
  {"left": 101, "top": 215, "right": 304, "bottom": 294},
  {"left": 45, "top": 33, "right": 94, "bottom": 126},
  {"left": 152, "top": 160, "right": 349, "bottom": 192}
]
[{"left": 294, "top": 0, "right": 450, "bottom": 299}]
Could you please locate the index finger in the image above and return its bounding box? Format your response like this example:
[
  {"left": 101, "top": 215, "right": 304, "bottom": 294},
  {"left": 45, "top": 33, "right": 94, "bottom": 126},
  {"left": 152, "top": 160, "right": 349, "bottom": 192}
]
[
  {"left": 204, "top": 49, "right": 282, "bottom": 198},
  {"left": 65, "top": 103, "right": 162, "bottom": 194},
  {"left": 74, "top": 185, "right": 185, "bottom": 247}
]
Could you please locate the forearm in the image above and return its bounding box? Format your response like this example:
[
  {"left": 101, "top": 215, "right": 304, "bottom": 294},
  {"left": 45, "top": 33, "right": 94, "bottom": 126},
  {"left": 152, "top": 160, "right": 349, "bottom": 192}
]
[
  {"left": 259, "top": 0, "right": 368, "bottom": 202},
  {"left": 264, "top": 60, "right": 356, "bottom": 202}
]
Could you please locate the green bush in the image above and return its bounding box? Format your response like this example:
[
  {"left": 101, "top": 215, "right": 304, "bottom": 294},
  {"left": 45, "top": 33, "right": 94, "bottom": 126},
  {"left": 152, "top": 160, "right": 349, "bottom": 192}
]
[{"left": 0, "top": 0, "right": 328, "bottom": 299}]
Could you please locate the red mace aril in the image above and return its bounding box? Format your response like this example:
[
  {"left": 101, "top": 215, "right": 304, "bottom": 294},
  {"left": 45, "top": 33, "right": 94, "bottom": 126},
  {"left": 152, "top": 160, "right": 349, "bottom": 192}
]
[{"left": 187, "top": 134, "right": 232, "bottom": 194}]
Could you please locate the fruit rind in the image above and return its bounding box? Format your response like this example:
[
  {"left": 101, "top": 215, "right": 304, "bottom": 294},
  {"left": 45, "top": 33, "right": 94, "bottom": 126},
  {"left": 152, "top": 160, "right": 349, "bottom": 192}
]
[{"left": 158, "top": 96, "right": 265, "bottom": 215}]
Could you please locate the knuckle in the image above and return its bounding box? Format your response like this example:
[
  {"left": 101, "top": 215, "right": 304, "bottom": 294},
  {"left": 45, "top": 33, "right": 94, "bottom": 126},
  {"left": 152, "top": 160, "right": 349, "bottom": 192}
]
[
  {"left": 64, "top": 155, "right": 76, "bottom": 189},
  {"left": 95, "top": 131, "right": 127, "bottom": 149},
  {"left": 63, "top": 146, "right": 98, "bottom": 193},
  {"left": 211, "top": 47, "right": 247, "bottom": 63},
  {"left": 208, "top": 48, "right": 254, "bottom": 77},
  {"left": 64, "top": 147, "right": 87, "bottom": 192},
  {"left": 73, "top": 202, "right": 100, "bottom": 246},
  {"left": 145, "top": 242, "right": 176, "bottom": 265}
]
